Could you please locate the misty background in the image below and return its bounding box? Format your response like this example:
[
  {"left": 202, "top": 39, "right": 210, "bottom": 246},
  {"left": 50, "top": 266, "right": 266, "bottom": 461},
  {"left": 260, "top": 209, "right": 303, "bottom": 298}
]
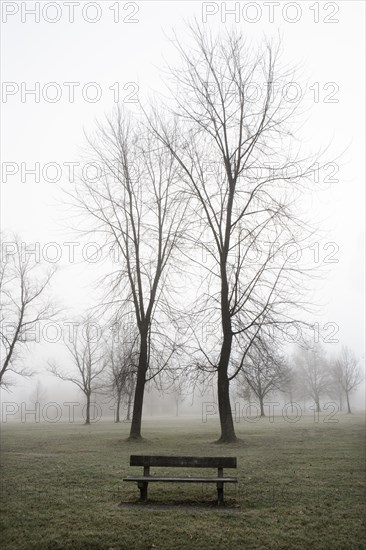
[{"left": 1, "top": 1, "right": 365, "bottom": 418}]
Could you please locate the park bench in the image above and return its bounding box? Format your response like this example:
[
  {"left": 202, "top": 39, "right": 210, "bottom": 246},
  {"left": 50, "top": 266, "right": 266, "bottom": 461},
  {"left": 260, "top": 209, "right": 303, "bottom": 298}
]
[{"left": 123, "top": 455, "right": 237, "bottom": 505}]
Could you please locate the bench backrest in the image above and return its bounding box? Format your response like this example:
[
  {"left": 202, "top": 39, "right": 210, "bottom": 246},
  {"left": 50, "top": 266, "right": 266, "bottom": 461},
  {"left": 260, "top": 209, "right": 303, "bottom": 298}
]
[{"left": 130, "top": 455, "right": 236, "bottom": 468}]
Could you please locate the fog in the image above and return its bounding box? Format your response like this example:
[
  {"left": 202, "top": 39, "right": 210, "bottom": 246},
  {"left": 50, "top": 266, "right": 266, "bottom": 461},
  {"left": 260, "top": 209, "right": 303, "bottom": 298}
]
[{"left": 1, "top": 1, "right": 365, "bottom": 424}]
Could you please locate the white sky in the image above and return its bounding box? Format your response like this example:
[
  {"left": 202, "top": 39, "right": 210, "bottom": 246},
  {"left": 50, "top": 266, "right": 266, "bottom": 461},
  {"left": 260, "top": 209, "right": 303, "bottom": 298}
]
[{"left": 1, "top": 1, "right": 365, "bottom": 402}]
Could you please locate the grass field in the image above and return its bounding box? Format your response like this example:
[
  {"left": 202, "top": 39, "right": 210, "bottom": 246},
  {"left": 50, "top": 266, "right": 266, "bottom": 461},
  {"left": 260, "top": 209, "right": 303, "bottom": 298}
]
[{"left": 1, "top": 413, "right": 365, "bottom": 549}]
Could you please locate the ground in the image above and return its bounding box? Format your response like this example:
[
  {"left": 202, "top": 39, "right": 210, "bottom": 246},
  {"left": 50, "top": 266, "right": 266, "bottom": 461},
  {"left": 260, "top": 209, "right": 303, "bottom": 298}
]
[{"left": 0, "top": 413, "right": 365, "bottom": 549}]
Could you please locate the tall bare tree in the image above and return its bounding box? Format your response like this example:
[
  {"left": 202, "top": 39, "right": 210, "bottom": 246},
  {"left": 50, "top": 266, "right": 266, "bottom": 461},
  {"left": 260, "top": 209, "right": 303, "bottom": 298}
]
[
  {"left": 48, "top": 319, "right": 106, "bottom": 424},
  {"left": 330, "top": 347, "right": 363, "bottom": 414},
  {"left": 148, "top": 26, "right": 319, "bottom": 441},
  {"left": 72, "top": 109, "right": 187, "bottom": 438},
  {"left": 0, "top": 234, "right": 56, "bottom": 387}
]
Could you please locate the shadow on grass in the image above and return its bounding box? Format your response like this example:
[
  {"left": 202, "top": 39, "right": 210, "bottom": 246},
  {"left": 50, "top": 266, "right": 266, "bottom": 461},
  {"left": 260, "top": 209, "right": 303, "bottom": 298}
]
[
  {"left": 118, "top": 436, "right": 149, "bottom": 444},
  {"left": 117, "top": 498, "right": 240, "bottom": 512},
  {"left": 213, "top": 437, "right": 246, "bottom": 447},
  {"left": 119, "top": 436, "right": 247, "bottom": 446}
]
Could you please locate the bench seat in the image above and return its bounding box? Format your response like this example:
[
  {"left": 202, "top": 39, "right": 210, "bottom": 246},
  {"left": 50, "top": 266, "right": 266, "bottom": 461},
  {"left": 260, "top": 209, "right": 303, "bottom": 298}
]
[{"left": 124, "top": 476, "right": 238, "bottom": 483}]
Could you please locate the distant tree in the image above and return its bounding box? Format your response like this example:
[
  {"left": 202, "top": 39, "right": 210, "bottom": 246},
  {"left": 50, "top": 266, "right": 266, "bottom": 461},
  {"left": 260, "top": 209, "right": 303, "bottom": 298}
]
[
  {"left": 124, "top": 376, "right": 135, "bottom": 422},
  {"left": 0, "top": 234, "right": 56, "bottom": 387},
  {"left": 104, "top": 336, "right": 138, "bottom": 423},
  {"left": 237, "top": 337, "right": 290, "bottom": 416},
  {"left": 330, "top": 347, "right": 363, "bottom": 414},
  {"left": 236, "top": 379, "right": 252, "bottom": 404},
  {"left": 295, "top": 344, "right": 329, "bottom": 413},
  {"left": 169, "top": 375, "right": 188, "bottom": 417},
  {"left": 326, "top": 368, "right": 344, "bottom": 411},
  {"left": 29, "top": 379, "right": 48, "bottom": 408},
  {"left": 48, "top": 318, "right": 106, "bottom": 424},
  {"left": 282, "top": 359, "right": 301, "bottom": 414}
]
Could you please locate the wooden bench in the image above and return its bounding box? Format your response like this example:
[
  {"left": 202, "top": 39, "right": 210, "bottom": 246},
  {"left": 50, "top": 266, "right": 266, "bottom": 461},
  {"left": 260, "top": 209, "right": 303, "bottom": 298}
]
[{"left": 123, "top": 455, "right": 237, "bottom": 505}]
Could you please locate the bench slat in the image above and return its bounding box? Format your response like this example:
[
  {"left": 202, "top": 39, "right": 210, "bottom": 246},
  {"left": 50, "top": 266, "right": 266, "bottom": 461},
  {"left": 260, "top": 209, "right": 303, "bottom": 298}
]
[
  {"left": 129, "top": 455, "right": 237, "bottom": 468},
  {"left": 123, "top": 476, "right": 238, "bottom": 483}
]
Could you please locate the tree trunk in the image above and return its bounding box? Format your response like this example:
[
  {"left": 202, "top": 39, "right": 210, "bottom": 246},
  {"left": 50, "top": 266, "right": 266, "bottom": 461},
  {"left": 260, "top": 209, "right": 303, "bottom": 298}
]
[
  {"left": 217, "top": 371, "right": 236, "bottom": 442},
  {"left": 217, "top": 333, "right": 237, "bottom": 442},
  {"left": 339, "top": 392, "right": 343, "bottom": 411},
  {"left": 216, "top": 254, "right": 237, "bottom": 442},
  {"left": 259, "top": 396, "right": 265, "bottom": 417},
  {"left": 288, "top": 388, "right": 294, "bottom": 413},
  {"left": 126, "top": 391, "right": 132, "bottom": 421},
  {"left": 115, "top": 394, "right": 121, "bottom": 423},
  {"left": 346, "top": 390, "right": 352, "bottom": 414},
  {"left": 129, "top": 368, "right": 146, "bottom": 438},
  {"left": 315, "top": 398, "right": 320, "bottom": 414},
  {"left": 85, "top": 393, "right": 91, "bottom": 425},
  {"left": 129, "top": 329, "right": 148, "bottom": 439}
]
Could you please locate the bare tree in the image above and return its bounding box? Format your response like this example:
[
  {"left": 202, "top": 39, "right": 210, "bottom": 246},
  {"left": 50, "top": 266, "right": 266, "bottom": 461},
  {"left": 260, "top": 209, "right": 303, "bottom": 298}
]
[
  {"left": 148, "top": 26, "right": 320, "bottom": 441},
  {"left": 48, "top": 319, "right": 106, "bottom": 424},
  {"left": 29, "top": 379, "right": 48, "bottom": 408},
  {"left": 330, "top": 347, "right": 363, "bottom": 414},
  {"left": 326, "top": 369, "right": 344, "bottom": 412},
  {"left": 0, "top": 234, "right": 56, "bottom": 388},
  {"left": 237, "top": 337, "right": 290, "bottom": 417},
  {"left": 281, "top": 356, "right": 302, "bottom": 414},
  {"left": 124, "top": 374, "right": 135, "bottom": 422},
  {"left": 71, "top": 109, "right": 187, "bottom": 438},
  {"left": 104, "top": 336, "right": 138, "bottom": 423},
  {"left": 295, "top": 344, "right": 329, "bottom": 413},
  {"left": 166, "top": 366, "right": 190, "bottom": 417},
  {"left": 236, "top": 378, "right": 252, "bottom": 404},
  {"left": 172, "top": 383, "right": 186, "bottom": 417}
]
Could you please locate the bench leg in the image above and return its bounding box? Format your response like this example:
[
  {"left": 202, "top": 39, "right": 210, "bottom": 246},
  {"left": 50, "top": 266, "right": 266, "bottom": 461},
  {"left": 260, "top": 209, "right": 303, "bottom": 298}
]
[
  {"left": 217, "top": 482, "right": 224, "bottom": 506},
  {"left": 138, "top": 481, "right": 148, "bottom": 502}
]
